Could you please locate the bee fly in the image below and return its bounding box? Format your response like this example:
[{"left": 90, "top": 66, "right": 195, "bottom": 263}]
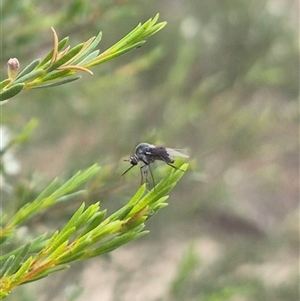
[{"left": 122, "top": 142, "right": 188, "bottom": 187}]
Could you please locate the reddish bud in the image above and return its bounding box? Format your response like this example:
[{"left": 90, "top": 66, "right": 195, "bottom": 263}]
[{"left": 7, "top": 58, "right": 20, "bottom": 79}]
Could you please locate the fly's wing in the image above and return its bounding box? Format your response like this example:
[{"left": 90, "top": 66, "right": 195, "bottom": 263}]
[
  {"left": 147, "top": 146, "right": 189, "bottom": 164},
  {"left": 165, "top": 148, "right": 189, "bottom": 158},
  {"left": 146, "top": 146, "right": 174, "bottom": 163}
]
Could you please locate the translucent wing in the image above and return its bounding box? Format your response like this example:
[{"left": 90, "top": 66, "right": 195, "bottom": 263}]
[{"left": 165, "top": 148, "right": 189, "bottom": 158}]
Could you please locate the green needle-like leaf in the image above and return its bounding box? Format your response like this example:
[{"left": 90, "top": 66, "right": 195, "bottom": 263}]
[
  {"left": 46, "top": 43, "right": 84, "bottom": 72},
  {"left": 23, "top": 264, "right": 69, "bottom": 283},
  {"left": 46, "top": 228, "right": 76, "bottom": 255},
  {"left": 77, "top": 50, "right": 100, "bottom": 65},
  {"left": 0, "top": 79, "right": 11, "bottom": 90},
  {"left": 14, "top": 59, "right": 41, "bottom": 81},
  {"left": 78, "top": 211, "right": 107, "bottom": 238},
  {"left": 128, "top": 184, "right": 147, "bottom": 205},
  {"left": 40, "top": 70, "right": 71, "bottom": 82},
  {"left": 10, "top": 257, "right": 33, "bottom": 284},
  {"left": 86, "top": 228, "right": 148, "bottom": 258},
  {"left": 4, "top": 243, "right": 31, "bottom": 276},
  {"left": 0, "top": 83, "right": 24, "bottom": 101},
  {"left": 32, "top": 76, "right": 80, "bottom": 89},
  {"left": 0, "top": 256, "right": 15, "bottom": 277},
  {"left": 72, "top": 32, "right": 102, "bottom": 65},
  {"left": 46, "top": 241, "right": 69, "bottom": 260},
  {"left": 13, "top": 70, "right": 45, "bottom": 85},
  {"left": 109, "top": 204, "right": 135, "bottom": 221}
]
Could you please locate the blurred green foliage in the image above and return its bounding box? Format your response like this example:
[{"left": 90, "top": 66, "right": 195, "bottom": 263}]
[{"left": 1, "top": 0, "right": 298, "bottom": 300}]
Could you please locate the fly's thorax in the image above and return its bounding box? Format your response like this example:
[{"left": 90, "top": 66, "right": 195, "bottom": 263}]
[
  {"left": 139, "top": 153, "right": 152, "bottom": 165},
  {"left": 135, "top": 143, "right": 153, "bottom": 155},
  {"left": 134, "top": 143, "right": 153, "bottom": 165}
]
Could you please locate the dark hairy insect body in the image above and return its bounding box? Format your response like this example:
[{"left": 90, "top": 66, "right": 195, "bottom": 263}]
[{"left": 122, "top": 142, "right": 188, "bottom": 187}]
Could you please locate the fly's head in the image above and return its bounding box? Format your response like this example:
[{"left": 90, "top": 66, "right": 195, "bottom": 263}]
[
  {"left": 129, "top": 155, "right": 139, "bottom": 166},
  {"left": 121, "top": 154, "right": 140, "bottom": 177}
]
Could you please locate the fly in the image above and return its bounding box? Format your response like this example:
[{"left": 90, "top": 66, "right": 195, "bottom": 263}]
[{"left": 122, "top": 142, "right": 188, "bottom": 187}]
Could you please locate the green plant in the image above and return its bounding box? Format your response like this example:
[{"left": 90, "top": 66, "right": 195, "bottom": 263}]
[
  {"left": 0, "top": 163, "right": 188, "bottom": 299},
  {"left": 0, "top": 14, "right": 166, "bottom": 101},
  {"left": 0, "top": 14, "right": 189, "bottom": 299}
]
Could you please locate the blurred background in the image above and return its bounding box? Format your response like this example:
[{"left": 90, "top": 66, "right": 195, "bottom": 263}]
[{"left": 1, "top": 0, "right": 299, "bottom": 300}]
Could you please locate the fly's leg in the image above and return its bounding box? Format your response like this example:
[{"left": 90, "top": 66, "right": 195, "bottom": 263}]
[
  {"left": 140, "top": 164, "right": 156, "bottom": 190},
  {"left": 147, "top": 164, "right": 156, "bottom": 189},
  {"left": 140, "top": 165, "right": 148, "bottom": 186},
  {"left": 158, "top": 155, "right": 186, "bottom": 172}
]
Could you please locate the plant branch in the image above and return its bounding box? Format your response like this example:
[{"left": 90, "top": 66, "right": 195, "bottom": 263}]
[
  {"left": 0, "top": 14, "right": 166, "bottom": 102},
  {"left": 0, "top": 163, "right": 188, "bottom": 298}
]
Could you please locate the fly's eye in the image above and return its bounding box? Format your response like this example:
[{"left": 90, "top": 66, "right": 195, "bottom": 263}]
[{"left": 130, "top": 157, "right": 138, "bottom": 165}]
